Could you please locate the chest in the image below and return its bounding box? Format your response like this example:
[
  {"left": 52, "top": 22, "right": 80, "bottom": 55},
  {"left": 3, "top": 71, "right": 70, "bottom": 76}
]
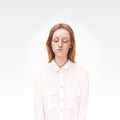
[{"left": 42, "top": 69, "right": 84, "bottom": 87}]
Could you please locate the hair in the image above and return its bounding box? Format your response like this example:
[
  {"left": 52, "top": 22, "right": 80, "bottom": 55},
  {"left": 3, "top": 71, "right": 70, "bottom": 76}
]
[{"left": 46, "top": 23, "right": 76, "bottom": 63}]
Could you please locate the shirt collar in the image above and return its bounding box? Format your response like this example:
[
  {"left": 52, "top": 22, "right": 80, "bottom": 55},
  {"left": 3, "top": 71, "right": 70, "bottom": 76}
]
[{"left": 50, "top": 59, "right": 72, "bottom": 72}]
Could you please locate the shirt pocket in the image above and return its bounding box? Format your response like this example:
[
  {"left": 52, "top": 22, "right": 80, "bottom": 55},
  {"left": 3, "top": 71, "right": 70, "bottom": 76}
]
[
  {"left": 65, "top": 87, "right": 80, "bottom": 109},
  {"left": 43, "top": 88, "right": 58, "bottom": 110}
]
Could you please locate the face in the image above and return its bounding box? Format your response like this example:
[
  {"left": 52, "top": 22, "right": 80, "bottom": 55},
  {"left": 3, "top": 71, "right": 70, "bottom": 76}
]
[{"left": 51, "top": 28, "right": 71, "bottom": 58}]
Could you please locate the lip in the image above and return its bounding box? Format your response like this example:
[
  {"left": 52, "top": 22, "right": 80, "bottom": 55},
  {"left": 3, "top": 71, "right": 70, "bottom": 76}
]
[
  {"left": 57, "top": 49, "right": 63, "bottom": 51},
  {"left": 56, "top": 49, "right": 63, "bottom": 53}
]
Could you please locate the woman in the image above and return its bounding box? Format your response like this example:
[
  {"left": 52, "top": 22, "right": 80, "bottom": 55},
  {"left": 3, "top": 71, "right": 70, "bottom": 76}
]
[{"left": 34, "top": 23, "right": 89, "bottom": 120}]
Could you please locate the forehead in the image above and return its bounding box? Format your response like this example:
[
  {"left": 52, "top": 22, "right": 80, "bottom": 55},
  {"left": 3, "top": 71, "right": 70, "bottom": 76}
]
[{"left": 52, "top": 28, "right": 70, "bottom": 38}]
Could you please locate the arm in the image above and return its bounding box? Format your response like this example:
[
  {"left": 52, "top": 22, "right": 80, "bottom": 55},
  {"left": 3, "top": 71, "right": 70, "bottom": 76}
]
[
  {"left": 34, "top": 73, "right": 45, "bottom": 120},
  {"left": 77, "top": 70, "right": 89, "bottom": 120}
]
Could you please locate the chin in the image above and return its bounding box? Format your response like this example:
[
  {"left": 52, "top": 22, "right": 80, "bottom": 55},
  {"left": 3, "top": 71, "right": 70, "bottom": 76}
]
[
  {"left": 56, "top": 54, "right": 63, "bottom": 57},
  {"left": 55, "top": 52, "right": 67, "bottom": 57},
  {"left": 56, "top": 54, "right": 66, "bottom": 58}
]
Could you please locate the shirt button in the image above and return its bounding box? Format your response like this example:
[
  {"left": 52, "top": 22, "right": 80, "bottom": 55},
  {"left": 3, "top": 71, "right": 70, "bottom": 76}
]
[{"left": 60, "top": 110, "right": 63, "bottom": 112}]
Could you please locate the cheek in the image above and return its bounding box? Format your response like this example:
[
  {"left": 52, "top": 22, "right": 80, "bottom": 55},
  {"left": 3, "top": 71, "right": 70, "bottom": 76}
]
[
  {"left": 66, "top": 45, "right": 71, "bottom": 50},
  {"left": 51, "top": 43, "right": 56, "bottom": 52},
  {"left": 64, "top": 47, "right": 71, "bottom": 54},
  {"left": 51, "top": 43, "right": 54, "bottom": 49}
]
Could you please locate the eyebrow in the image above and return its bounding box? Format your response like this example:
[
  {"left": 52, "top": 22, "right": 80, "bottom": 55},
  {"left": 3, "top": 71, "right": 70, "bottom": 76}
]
[
  {"left": 52, "top": 36, "right": 70, "bottom": 39},
  {"left": 63, "top": 37, "right": 70, "bottom": 38}
]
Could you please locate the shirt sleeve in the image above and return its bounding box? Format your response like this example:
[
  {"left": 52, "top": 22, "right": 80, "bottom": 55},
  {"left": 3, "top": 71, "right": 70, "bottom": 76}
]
[
  {"left": 34, "top": 72, "right": 45, "bottom": 120},
  {"left": 77, "top": 70, "right": 89, "bottom": 120}
]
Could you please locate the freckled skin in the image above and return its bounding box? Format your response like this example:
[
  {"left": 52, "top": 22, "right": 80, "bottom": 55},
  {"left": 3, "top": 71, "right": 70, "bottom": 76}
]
[{"left": 51, "top": 28, "right": 71, "bottom": 58}]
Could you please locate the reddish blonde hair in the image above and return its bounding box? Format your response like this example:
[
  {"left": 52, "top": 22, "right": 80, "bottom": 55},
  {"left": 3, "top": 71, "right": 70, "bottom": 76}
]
[{"left": 46, "top": 23, "right": 76, "bottom": 62}]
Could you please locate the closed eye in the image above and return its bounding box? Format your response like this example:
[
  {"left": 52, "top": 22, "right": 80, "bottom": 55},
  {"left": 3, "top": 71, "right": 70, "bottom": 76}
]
[
  {"left": 63, "top": 40, "right": 68, "bottom": 43},
  {"left": 63, "top": 38, "right": 70, "bottom": 43},
  {"left": 52, "top": 38, "right": 58, "bottom": 42}
]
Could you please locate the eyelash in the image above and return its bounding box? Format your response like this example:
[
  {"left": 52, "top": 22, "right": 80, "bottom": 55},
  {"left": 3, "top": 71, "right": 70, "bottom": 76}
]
[
  {"left": 63, "top": 40, "right": 68, "bottom": 43},
  {"left": 53, "top": 39, "right": 58, "bottom": 42},
  {"left": 53, "top": 39, "right": 69, "bottom": 43}
]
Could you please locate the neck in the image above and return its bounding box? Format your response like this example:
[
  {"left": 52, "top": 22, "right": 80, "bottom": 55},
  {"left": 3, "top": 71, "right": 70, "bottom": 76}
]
[{"left": 54, "top": 56, "right": 68, "bottom": 68}]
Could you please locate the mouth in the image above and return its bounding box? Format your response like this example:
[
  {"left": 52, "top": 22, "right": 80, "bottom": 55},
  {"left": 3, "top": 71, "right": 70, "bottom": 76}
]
[
  {"left": 56, "top": 49, "right": 63, "bottom": 52},
  {"left": 57, "top": 49, "right": 63, "bottom": 51}
]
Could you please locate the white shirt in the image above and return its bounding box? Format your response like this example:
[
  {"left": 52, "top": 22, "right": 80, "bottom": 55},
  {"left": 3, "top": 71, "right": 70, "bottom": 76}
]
[{"left": 34, "top": 60, "right": 89, "bottom": 120}]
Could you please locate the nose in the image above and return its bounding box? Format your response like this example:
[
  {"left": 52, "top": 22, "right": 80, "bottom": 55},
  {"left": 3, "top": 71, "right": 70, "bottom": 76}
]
[{"left": 58, "top": 40, "right": 62, "bottom": 47}]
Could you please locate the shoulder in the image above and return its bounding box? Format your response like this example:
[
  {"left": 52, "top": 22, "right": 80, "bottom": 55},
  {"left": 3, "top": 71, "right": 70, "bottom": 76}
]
[
  {"left": 70, "top": 61, "right": 89, "bottom": 80},
  {"left": 70, "top": 61, "right": 88, "bottom": 73},
  {"left": 69, "top": 61, "right": 89, "bottom": 85},
  {"left": 34, "top": 62, "right": 50, "bottom": 80},
  {"left": 37, "top": 62, "right": 51, "bottom": 73}
]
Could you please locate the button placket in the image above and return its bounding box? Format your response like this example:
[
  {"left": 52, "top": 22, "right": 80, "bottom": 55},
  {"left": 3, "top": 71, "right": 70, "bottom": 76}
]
[{"left": 59, "top": 69, "right": 64, "bottom": 120}]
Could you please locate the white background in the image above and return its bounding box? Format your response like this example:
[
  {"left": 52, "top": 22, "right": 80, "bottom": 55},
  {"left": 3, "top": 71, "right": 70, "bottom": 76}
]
[{"left": 0, "top": 0, "right": 120, "bottom": 120}]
